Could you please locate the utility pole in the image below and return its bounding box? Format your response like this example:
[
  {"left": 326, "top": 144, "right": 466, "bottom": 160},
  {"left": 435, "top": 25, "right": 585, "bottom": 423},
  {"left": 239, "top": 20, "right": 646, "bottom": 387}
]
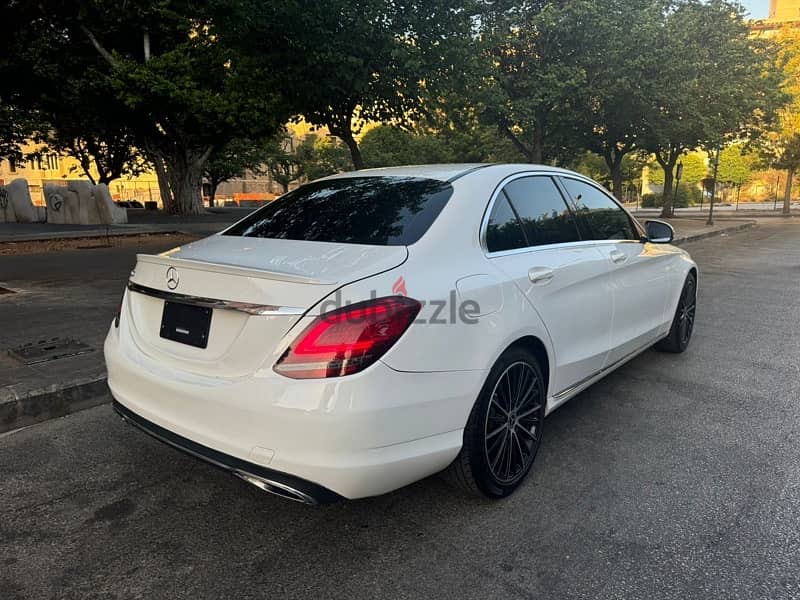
[{"left": 707, "top": 146, "right": 721, "bottom": 226}]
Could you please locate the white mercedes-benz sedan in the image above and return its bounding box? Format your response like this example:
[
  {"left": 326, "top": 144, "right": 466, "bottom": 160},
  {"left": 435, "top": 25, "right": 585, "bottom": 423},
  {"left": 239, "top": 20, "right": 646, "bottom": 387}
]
[{"left": 105, "top": 164, "right": 697, "bottom": 504}]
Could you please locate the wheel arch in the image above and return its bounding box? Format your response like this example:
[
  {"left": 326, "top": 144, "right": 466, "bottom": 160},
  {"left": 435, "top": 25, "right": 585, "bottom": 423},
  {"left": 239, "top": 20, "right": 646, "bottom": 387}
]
[{"left": 504, "top": 335, "right": 551, "bottom": 398}]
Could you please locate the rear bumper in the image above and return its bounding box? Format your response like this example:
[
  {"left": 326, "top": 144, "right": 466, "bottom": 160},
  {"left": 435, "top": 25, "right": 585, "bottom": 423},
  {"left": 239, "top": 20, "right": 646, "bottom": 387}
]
[
  {"left": 105, "top": 322, "right": 486, "bottom": 500},
  {"left": 113, "top": 399, "right": 343, "bottom": 504}
]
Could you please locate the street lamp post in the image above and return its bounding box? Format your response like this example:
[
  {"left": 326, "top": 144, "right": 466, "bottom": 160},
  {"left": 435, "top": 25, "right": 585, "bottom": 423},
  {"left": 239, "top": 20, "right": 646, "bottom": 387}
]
[{"left": 707, "top": 146, "right": 721, "bottom": 226}]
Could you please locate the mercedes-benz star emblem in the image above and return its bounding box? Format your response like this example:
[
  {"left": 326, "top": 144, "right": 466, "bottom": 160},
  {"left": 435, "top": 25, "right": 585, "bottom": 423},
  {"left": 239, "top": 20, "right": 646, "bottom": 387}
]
[{"left": 166, "top": 266, "right": 179, "bottom": 290}]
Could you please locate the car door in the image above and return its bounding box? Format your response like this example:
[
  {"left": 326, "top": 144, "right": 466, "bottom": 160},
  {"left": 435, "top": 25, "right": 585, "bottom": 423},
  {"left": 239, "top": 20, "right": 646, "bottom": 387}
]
[
  {"left": 484, "top": 174, "right": 615, "bottom": 396},
  {"left": 558, "top": 176, "right": 674, "bottom": 365}
]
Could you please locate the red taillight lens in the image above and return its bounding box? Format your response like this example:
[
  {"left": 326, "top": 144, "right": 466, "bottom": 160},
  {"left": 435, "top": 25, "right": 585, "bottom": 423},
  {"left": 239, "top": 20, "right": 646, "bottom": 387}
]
[{"left": 274, "top": 296, "right": 421, "bottom": 379}]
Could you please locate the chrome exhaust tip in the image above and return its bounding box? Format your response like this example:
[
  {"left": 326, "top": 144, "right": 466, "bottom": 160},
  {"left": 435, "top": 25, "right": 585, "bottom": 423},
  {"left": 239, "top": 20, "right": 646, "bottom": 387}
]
[{"left": 234, "top": 471, "right": 317, "bottom": 505}]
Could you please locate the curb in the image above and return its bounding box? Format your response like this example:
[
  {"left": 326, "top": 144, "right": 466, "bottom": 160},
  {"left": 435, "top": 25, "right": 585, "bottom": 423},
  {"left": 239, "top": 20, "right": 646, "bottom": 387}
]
[
  {"left": 0, "top": 228, "right": 182, "bottom": 244},
  {"left": 0, "top": 220, "right": 755, "bottom": 434},
  {"left": 672, "top": 221, "right": 755, "bottom": 246},
  {"left": 0, "top": 376, "right": 109, "bottom": 433}
]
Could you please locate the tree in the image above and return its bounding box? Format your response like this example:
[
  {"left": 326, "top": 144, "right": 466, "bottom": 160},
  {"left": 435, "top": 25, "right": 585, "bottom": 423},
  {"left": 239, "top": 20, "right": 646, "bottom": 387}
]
[
  {"left": 478, "top": 1, "right": 590, "bottom": 165},
  {"left": 265, "top": 135, "right": 304, "bottom": 194},
  {"left": 0, "top": 2, "right": 143, "bottom": 184},
  {"left": 360, "top": 125, "right": 456, "bottom": 167},
  {"left": 571, "top": 151, "right": 646, "bottom": 199},
  {"left": 761, "top": 26, "right": 800, "bottom": 214},
  {"left": 717, "top": 143, "right": 756, "bottom": 202},
  {"left": 295, "top": 134, "right": 353, "bottom": 182},
  {"left": 203, "top": 138, "right": 278, "bottom": 206},
  {"left": 641, "top": 0, "right": 782, "bottom": 217},
  {"left": 236, "top": 0, "right": 478, "bottom": 169},
  {"left": 36, "top": 81, "right": 143, "bottom": 185},
  {"left": 0, "top": 105, "right": 38, "bottom": 163},
  {"left": 0, "top": 1, "right": 291, "bottom": 214},
  {"left": 575, "top": 0, "right": 661, "bottom": 199},
  {"left": 648, "top": 152, "right": 708, "bottom": 187}
]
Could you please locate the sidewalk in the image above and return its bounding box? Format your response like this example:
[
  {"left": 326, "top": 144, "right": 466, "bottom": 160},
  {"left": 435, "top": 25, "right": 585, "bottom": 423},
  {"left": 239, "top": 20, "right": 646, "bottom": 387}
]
[
  {"left": 0, "top": 207, "right": 249, "bottom": 243},
  {"left": 0, "top": 215, "right": 756, "bottom": 433},
  {"left": 634, "top": 216, "right": 756, "bottom": 245}
]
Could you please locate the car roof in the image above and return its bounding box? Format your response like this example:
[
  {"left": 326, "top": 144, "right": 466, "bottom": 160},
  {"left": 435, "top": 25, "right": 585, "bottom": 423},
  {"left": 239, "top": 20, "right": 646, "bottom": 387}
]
[{"left": 321, "top": 163, "right": 583, "bottom": 183}]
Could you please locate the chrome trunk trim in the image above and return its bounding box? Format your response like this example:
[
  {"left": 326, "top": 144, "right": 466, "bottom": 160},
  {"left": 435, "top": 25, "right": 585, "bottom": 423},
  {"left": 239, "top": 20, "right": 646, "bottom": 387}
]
[{"left": 127, "top": 281, "right": 305, "bottom": 316}]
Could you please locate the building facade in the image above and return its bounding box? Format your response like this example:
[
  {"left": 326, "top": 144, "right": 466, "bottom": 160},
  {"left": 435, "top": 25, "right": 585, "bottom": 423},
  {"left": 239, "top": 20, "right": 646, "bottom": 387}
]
[
  {"left": 0, "top": 145, "right": 160, "bottom": 206},
  {"left": 769, "top": 0, "right": 800, "bottom": 21}
]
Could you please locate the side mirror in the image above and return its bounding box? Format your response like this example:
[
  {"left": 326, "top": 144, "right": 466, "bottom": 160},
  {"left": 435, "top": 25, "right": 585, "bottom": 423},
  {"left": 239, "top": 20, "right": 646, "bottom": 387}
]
[{"left": 645, "top": 220, "right": 674, "bottom": 244}]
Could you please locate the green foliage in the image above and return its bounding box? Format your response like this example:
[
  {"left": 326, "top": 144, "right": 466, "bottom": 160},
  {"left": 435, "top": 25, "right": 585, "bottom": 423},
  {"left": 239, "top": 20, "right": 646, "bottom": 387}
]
[
  {"left": 0, "top": 0, "right": 290, "bottom": 213},
  {"left": 718, "top": 144, "right": 756, "bottom": 185},
  {"left": 476, "top": 1, "right": 594, "bottom": 164},
  {"left": 295, "top": 134, "right": 353, "bottom": 182},
  {"left": 648, "top": 152, "right": 708, "bottom": 186},
  {"left": 233, "top": 0, "right": 479, "bottom": 169},
  {"left": 641, "top": 186, "right": 701, "bottom": 208},
  {"left": 568, "top": 151, "right": 647, "bottom": 195},
  {"left": 360, "top": 126, "right": 453, "bottom": 168},
  {"left": 640, "top": 0, "right": 783, "bottom": 215},
  {"left": 204, "top": 137, "right": 280, "bottom": 202},
  {"left": 570, "top": 152, "right": 645, "bottom": 191},
  {"left": 759, "top": 26, "right": 800, "bottom": 213},
  {"left": 0, "top": 0, "right": 790, "bottom": 217}
]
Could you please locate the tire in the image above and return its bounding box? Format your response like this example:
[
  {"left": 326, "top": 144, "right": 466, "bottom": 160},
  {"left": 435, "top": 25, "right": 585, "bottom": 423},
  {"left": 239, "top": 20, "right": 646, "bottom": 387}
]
[
  {"left": 444, "top": 346, "right": 546, "bottom": 498},
  {"left": 655, "top": 272, "right": 697, "bottom": 354}
]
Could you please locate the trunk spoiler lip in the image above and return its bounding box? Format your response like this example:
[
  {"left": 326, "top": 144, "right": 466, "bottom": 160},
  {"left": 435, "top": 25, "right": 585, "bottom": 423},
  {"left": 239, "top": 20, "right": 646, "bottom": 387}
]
[{"left": 135, "top": 253, "right": 337, "bottom": 286}]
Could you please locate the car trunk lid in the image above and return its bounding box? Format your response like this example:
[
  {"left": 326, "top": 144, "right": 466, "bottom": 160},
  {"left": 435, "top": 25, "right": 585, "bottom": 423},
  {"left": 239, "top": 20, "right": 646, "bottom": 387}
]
[{"left": 125, "top": 235, "right": 408, "bottom": 377}]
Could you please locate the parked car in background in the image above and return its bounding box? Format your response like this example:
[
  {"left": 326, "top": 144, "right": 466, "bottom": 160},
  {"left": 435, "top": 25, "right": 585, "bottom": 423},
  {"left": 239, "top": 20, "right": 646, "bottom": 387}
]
[{"left": 105, "top": 164, "right": 697, "bottom": 503}]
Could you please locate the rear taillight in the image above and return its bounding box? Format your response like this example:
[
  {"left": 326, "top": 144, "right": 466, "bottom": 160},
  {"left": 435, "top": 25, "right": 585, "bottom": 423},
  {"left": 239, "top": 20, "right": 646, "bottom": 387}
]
[{"left": 274, "top": 296, "right": 421, "bottom": 379}]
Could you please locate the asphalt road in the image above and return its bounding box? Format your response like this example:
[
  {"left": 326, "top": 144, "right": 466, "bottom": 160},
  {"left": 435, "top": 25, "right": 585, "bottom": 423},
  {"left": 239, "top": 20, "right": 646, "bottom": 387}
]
[{"left": 2, "top": 223, "right": 800, "bottom": 599}]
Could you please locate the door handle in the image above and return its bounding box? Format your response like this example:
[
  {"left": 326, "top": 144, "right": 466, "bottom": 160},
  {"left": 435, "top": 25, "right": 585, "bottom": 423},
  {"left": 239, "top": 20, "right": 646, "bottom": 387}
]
[
  {"left": 609, "top": 250, "right": 628, "bottom": 264},
  {"left": 528, "top": 267, "right": 554, "bottom": 284}
]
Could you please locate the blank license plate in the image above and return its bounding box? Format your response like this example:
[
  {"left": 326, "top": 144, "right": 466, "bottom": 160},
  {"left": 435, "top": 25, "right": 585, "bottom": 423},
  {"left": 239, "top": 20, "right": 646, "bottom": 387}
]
[{"left": 160, "top": 302, "right": 212, "bottom": 349}]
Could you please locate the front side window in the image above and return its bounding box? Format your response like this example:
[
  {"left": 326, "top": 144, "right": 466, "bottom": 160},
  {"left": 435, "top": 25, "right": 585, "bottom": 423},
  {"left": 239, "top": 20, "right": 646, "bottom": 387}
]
[
  {"left": 502, "top": 176, "right": 581, "bottom": 246},
  {"left": 485, "top": 194, "right": 527, "bottom": 252},
  {"left": 560, "top": 178, "right": 636, "bottom": 241},
  {"left": 224, "top": 176, "right": 453, "bottom": 246}
]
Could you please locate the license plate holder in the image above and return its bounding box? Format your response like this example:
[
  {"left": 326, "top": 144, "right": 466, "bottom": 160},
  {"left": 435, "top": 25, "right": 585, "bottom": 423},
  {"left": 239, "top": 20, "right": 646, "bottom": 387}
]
[{"left": 160, "top": 301, "right": 212, "bottom": 349}]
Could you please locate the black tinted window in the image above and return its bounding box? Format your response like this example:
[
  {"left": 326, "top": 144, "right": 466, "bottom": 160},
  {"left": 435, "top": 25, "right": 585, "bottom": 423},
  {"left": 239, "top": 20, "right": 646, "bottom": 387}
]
[
  {"left": 223, "top": 176, "right": 453, "bottom": 245},
  {"left": 560, "top": 178, "right": 635, "bottom": 240},
  {"left": 486, "top": 194, "right": 527, "bottom": 252},
  {"left": 503, "top": 177, "right": 581, "bottom": 246}
]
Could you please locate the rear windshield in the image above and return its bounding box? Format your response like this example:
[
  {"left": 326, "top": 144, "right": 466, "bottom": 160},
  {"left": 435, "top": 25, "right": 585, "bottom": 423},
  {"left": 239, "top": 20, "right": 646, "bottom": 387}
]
[{"left": 223, "top": 176, "right": 453, "bottom": 246}]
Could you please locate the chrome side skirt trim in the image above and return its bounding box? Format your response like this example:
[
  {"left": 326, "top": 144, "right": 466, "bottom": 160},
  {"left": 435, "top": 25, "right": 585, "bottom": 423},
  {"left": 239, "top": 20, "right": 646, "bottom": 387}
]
[
  {"left": 127, "top": 281, "right": 305, "bottom": 316},
  {"left": 552, "top": 335, "right": 667, "bottom": 401}
]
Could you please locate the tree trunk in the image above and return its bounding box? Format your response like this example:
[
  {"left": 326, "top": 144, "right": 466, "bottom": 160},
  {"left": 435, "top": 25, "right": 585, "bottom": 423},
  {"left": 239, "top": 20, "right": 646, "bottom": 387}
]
[
  {"left": 501, "top": 126, "right": 535, "bottom": 163},
  {"left": 784, "top": 167, "right": 794, "bottom": 216},
  {"left": 530, "top": 127, "right": 544, "bottom": 164},
  {"left": 339, "top": 129, "right": 363, "bottom": 170},
  {"left": 603, "top": 147, "right": 626, "bottom": 200},
  {"left": 208, "top": 183, "right": 217, "bottom": 208},
  {"left": 655, "top": 146, "right": 680, "bottom": 218},
  {"left": 149, "top": 146, "right": 211, "bottom": 214}
]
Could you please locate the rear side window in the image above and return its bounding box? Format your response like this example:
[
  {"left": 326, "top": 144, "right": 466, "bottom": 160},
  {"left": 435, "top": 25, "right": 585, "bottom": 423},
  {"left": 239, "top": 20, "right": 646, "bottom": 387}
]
[
  {"left": 485, "top": 194, "right": 527, "bottom": 252},
  {"left": 503, "top": 177, "right": 581, "bottom": 246},
  {"left": 560, "top": 178, "right": 636, "bottom": 240},
  {"left": 223, "top": 176, "right": 453, "bottom": 246}
]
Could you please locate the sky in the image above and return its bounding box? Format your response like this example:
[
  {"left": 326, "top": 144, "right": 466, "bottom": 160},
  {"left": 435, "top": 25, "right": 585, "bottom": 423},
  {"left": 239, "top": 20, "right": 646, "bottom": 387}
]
[{"left": 740, "top": 0, "right": 768, "bottom": 19}]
